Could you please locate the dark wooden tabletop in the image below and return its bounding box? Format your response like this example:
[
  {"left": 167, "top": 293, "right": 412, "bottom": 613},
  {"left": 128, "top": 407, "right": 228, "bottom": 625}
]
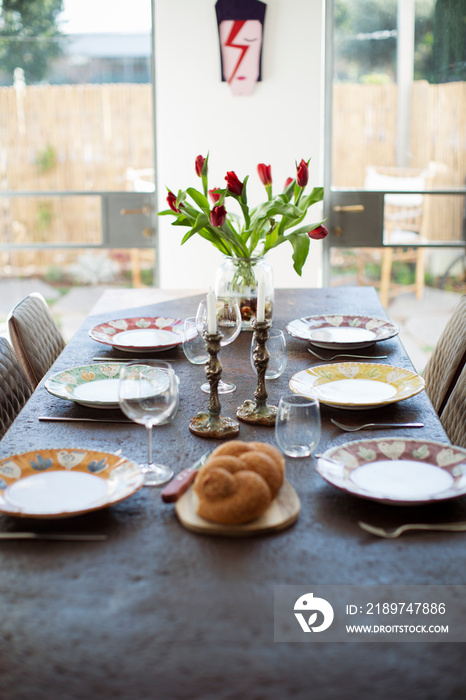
[{"left": 0, "top": 286, "right": 464, "bottom": 700}]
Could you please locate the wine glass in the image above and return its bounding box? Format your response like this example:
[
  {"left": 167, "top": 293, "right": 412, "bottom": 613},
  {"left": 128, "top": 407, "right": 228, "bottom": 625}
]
[
  {"left": 196, "top": 296, "right": 241, "bottom": 394},
  {"left": 118, "top": 360, "right": 178, "bottom": 486}
]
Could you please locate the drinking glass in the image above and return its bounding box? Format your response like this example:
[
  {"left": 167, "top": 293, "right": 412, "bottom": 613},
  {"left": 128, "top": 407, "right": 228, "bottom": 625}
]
[
  {"left": 118, "top": 360, "right": 178, "bottom": 486},
  {"left": 275, "top": 395, "right": 321, "bottom": 458},
  {"left": 250, "top": 328, "right": 287, "bottom": 379},
  {"left": 183, "top": 317, "right": 208, "bottom": 365},
  {"left": 196, "top": 297, "right": 241, "bottom": 394}
]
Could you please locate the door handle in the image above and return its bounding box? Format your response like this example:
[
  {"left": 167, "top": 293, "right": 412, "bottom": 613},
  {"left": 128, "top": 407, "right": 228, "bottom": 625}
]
[
  {"left": 332, "top": 204, "right": 365, "bottom": 212},
  {"left": 120, "top": 206, "right": 154, "bottom": 215}
]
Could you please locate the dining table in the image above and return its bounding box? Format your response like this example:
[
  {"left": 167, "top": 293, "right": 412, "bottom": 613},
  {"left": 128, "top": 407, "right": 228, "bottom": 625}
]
[{"left": 1, "top": 285, "right": 465, "bottom": 700}]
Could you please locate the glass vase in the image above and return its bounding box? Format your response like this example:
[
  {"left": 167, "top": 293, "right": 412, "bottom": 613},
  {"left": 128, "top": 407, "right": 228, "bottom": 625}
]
[{"left": 214, "top": 256, "right": 274, "bottom": 331}]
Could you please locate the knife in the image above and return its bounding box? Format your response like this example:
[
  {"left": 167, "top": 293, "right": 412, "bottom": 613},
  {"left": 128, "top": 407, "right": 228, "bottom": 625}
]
[
  {"left": 39, "top": 416, "right": 135, "bottom": 424},
  {"left": 0, "top": 533, "right": 107, "bottom": 541},
  {"left": 161, "top": 450, "right": 211, "bottom": 503}
]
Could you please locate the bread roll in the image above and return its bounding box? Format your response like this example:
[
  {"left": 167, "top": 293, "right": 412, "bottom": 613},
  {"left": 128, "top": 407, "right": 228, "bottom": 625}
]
[
  {"left": 194, "top": 439, "right": 284, "bottom": 525},
  {"left": 210, "top": 440, "right": 254, "bottom": 458},
  {"left": 196, "top": 469, "right": 272, "bottom": 525}
]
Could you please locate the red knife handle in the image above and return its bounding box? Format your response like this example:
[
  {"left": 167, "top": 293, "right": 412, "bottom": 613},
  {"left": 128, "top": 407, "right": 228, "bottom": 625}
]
[{"left": 161, "top": 468, "right": 198, "bottom": 503}]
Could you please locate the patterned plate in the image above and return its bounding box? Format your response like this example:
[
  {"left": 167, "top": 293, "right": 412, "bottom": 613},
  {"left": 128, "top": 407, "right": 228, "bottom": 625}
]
[
  {"left": 317, "top": 438, "right": 466, "bottom": 505},
  {"left": 289, "top": 362, "right": 424, "bottom": 409},
  {"left": 88, "top": 316, "right": 186, "bottom": 352},
  {"left": 0, "top": 449, "right": 144, "bottom": 518},
  {"left": 286, "top": 314, "right": 399, "bottom": 349},
  {"left": 45, "top": 363, "right": 126, "bottom": 408}
]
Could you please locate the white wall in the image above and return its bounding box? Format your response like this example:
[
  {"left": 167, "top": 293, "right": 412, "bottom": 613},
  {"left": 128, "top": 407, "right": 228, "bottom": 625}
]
[{"left": 154, "top": 0, "right": 325, "bottom": 290}]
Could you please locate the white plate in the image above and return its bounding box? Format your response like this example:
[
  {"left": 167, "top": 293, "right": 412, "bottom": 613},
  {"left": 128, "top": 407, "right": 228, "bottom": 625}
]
[
  {"left": 45, "top": 363, "right": 180, "bottom": 410},
  {"left": 0, "top": 449, "right": 144, "bottom": 518},
  {"left": 88, "top": 316, "right": 186, "bottom": 352},
  {"left": 317, "top": 438, "right": 466, "bottom": 505},
  {"left": 45, "top": 363, "right": 124, "bottom": 408},
  {"left": 286, "top": 314, "right": 399, "bottom": 349},
  {"left": 289, "top": 362, "right": 424, "bottom": 410}
]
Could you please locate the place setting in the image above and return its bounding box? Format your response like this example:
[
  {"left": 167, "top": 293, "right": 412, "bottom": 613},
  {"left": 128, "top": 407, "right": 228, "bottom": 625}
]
[{"left": 286, "top": 313, "right": 399, "bottom": 350}]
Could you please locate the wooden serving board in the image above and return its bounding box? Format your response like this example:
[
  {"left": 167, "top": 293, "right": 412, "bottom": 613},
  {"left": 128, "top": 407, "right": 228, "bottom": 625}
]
[{"left": 175, "top": 479, "right": 300, "bottom": 537}]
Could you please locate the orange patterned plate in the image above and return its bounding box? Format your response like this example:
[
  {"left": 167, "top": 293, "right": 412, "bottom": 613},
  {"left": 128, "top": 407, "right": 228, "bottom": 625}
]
[{"left": 0, "top": 448, "right": 143, "bottom": 518}]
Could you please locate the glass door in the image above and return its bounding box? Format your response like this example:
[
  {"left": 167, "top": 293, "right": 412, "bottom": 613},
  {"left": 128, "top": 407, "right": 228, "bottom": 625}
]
[
  {"left": 0, "top": 0, "right": 157, "bottom": 288},
  {"left": 323, "top": 0, "right": 466, "bottom": 304}
]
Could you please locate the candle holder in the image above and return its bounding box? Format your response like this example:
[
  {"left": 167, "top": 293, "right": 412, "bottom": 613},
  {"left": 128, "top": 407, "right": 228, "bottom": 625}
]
[
  {"left": 189, "top": 331, "right": 240, "bottom": 439},
  {"left": 236, "top": 320, "right": 277, "bottom": 426}
]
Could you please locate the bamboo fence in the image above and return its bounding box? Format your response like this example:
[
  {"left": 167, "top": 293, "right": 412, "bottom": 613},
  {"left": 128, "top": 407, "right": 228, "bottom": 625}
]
[{"left": 0, "top": 80, "right": 464, "bottom": 275}]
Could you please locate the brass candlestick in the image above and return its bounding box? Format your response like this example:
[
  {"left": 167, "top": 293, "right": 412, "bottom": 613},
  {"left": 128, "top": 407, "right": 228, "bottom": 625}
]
[
  {"left": 236, "top": 320, "right": 277, "bottom": 426},
  {"left": 189, "top": 331, "right": 240, "bottom": 439}
]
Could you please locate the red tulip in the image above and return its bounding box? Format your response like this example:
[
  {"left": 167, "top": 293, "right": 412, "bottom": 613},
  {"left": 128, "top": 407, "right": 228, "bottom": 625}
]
[
  {"left": 296, "top": 159, "right": 309, "bottom": 188},
  {"left": 167, "top": 190, "right": 181, "bottom": 213},
  {"left": 225, "top": 171, "right": 243, "bottom": 196},
  {"left": 209, "top": 188, "right": 221, "bottom": 204},
  {"left": 195, "top": 155, "right": 206, "bottom": 177},
  {"left": 257, "top": 163, "right": 272, "bottom": 187},
  {"left": 308, "top": 225, "right": 328, "bottom": 240},
  {"left": 283, "top": 177, "right": 294, "bottom": 190},
  {"left": 210, "top": 205, "right": 227, "bottom": 228}
]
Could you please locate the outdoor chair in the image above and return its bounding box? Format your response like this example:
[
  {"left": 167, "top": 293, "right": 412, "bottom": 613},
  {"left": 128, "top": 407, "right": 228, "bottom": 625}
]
[
  {"left": 439, "top": 362, "right": 466, "bottom": 449},
  {"left": 357, "top": 165, "right": 433, "bottom": 307},
  {"left": 423, "top": 294, "right": 466, "bottom": 415},
  {"left": 8, "top": 292, "right": 66, "bottom": 389},
  {"left": 0, "top": 337, "right": 33, "bottom": 439}
]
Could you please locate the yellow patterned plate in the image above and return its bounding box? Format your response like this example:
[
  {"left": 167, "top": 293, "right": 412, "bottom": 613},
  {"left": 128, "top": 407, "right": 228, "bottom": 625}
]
[
  {"left": 317, "top": 438, "right": 466, "bottom": 505},
  {"left": 0, "top": 449, "right": 144, "bottom": 518},
  {"left": 289, "top": 362, "right": 424, "bottom": 410}
]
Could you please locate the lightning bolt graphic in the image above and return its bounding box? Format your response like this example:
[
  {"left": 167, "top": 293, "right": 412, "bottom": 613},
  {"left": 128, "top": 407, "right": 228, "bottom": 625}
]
[{"left": 225, "top": 20, "right": 249, "bottom": 84}]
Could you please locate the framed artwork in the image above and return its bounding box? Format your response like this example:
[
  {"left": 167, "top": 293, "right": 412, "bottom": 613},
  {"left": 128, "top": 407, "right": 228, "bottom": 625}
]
[{"left": 215, "top": 0, "right": 267, "bottom": 96}]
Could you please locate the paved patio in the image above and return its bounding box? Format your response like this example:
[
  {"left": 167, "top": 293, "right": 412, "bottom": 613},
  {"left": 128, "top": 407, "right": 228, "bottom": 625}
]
[{"left": 0, "top": 278, "right": 463, "bottom": 374}]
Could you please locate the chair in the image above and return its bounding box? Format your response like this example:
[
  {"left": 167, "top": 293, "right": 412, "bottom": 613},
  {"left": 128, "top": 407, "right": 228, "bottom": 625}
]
[
  {"left": 0, "top": 337, "right": 33, "bottom": 439},
  {"left": 7, "top": 292, "right": 66, "bottom": 388},
  {"left": 358, "top": 165, "right": 433, "bottom": 307},
  {"left": 440, "top": 363, "right": 466, "bottom": 449},
  {"left": 423, "top": 294, "right": 466, "bottom": 415}
]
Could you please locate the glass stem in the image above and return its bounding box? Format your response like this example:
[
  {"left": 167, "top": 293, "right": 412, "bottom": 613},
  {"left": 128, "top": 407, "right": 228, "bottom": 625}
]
[{"left": 146, "top": 425, "right": 153, "bottom": 466}]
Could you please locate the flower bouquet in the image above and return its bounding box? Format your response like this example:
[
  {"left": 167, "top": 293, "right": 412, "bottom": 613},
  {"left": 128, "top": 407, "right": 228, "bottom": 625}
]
[{"left": 160, "top": 154, "right": 327, "bottom": 327}]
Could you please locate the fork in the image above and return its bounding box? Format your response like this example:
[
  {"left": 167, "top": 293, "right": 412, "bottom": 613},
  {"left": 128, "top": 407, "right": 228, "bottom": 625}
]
[
  {"left": 330, "top": 418, "right": 424, "bottom": 431},
  {"left": 308, "top": 348, "right": 387, "bottom": 361},
  {"left": 358, "top": 520, "right": 466, "bottom": 539}
]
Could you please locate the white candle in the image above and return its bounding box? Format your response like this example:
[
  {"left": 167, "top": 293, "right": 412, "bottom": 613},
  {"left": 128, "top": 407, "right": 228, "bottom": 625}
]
[
  {"left": 256, "top": 279, "right": 266, "bottom": 322},
  {"left": 207, "top": 288, "right": 217, "bottom": 334}
]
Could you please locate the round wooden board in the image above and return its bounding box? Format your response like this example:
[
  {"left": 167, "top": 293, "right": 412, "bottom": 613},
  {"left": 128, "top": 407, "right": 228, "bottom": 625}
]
[{"left": 174, "top": 479, "right": 300, "bottom": 537}]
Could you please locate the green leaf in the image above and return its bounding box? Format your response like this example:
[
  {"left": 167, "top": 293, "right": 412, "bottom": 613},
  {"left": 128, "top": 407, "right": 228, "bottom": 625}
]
[
  {"left": 187, "top": 187, "right": 210, "bottom": 212},
  {"left": 240, "top": 175, "right": 249, "bottom": 207},
  {"left": 299, "top": 186, "right": 324, "bottom": 209},
  {"left": 286, "top": 220, "right": 325, "bottom": 236},
  {"left": 288, "top": 233, "right": 310, "bottom": 276},
  {"left": 265, "top": 232, "right": 310, "bottom": 275}
]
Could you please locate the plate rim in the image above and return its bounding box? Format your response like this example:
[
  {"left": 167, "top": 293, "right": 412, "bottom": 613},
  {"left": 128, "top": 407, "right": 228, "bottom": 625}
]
[
  {"left": 316, "top": 437, "right": 466, "bottom": 505},
  {"left": 45, "top": 362, "right": 126, "bottom": 408},
  {"left": 88, "top": 316, "right": 185, "bottom": 350},
  {"left": 0, "top": 447, "right": 144, "bottom": 518},
  {"left": 286, "top": 313, "right": 399, "bottom": 347},
  {"left": 289, "top": 361, "right": 425, "bottom": 409}
]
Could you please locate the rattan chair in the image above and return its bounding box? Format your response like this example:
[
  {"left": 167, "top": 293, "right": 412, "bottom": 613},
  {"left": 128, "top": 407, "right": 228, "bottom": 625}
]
[
  {"left": 0, "top": 337, "right": 33, "bottom": 439},
  {"left": 423, "top": 294, "right": 466, "bottom": 415},
  {"left": 8, "top": 292, "right": 66, "bottom": 389},
  {"left": 440, "top": 362, "right": 466, "bottom": 449}
]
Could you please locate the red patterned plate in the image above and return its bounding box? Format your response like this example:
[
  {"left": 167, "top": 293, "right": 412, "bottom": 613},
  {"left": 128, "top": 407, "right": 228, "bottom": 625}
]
[{"left": 89, "top": 316, "right": 185, "bottom": 352}]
